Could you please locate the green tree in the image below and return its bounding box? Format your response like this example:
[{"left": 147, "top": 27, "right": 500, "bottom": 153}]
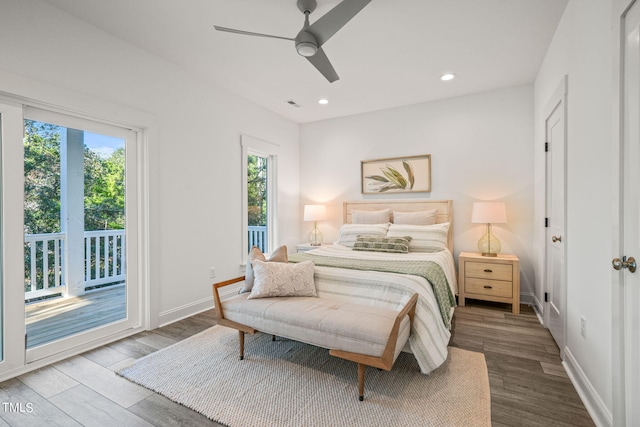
[
  {"left": 85, "top": 147, "right": 125, "bottom": 230},
  {"left": 23, "top": 120, "right": 61, "bottom": 234},
  {"left": 23, "top": 122, "right": 125, "bottom": 233},
  {"left": 247, "top": 154, "right": 267, "bottom": 226}
]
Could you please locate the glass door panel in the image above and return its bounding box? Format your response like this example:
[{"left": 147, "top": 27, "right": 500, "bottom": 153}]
[{"left": 23, "top": 107, "right": 139, "bottom": 363}]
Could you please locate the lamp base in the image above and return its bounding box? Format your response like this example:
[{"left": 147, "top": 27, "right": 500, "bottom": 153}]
[
  {"left": 308, "top": 222, "right": 323, "bottom": 246},
  {"left": 478, "top": 224, "right": 501, "bottom": 257}
]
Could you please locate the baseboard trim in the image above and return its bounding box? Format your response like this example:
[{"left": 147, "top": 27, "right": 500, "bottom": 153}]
[
  {"left": 531, "top": 294, "right": 544, "bottom": 324},
  {"left": 157, "top": 282, "right": 243, "bottom": 327},
  {"left": 158, "top": 296, "right": 213, "bottom": 327},
  {"left": 563, "top": 347, "right": 612, "bottom": 427}
]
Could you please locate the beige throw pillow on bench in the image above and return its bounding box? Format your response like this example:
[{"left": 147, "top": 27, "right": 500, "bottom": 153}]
[
  {"left": 248, "top": 260, "right": 317, "bottom": 299},
  {"left": 240, "top": 245, "right": 288, "bottom": 294}
]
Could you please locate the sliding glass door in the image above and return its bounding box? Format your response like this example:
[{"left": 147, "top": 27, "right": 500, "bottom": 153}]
[
  {"left": 23, "top": 107, "right": 141, "bottom": 363},
  {"left": 0, "top": 99, "right": 146, "bottom": 376}
]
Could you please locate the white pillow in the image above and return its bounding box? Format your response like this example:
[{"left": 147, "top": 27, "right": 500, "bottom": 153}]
[
  {"left": 393, "top": 209, "right": 438, "bottom": 225},
  {"left": 248, "top": 260, "right": 317, "bottom": 299},
  {"left": 351, "top": 209, "right": 391, "bottom": 224},
  {"left": 386, "top": 222, "right": 450, "bottom": 251},
  {"left": 337, "top": 223, "right": 390, "bottom": 247}
]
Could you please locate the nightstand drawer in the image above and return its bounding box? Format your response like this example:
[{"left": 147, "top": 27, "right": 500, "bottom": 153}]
[
  {"left": 464, "top": 278, "right": 513, "bottom": 298},
  {"left": 465, "top": 262, "right": 513, "bottom": 281}
]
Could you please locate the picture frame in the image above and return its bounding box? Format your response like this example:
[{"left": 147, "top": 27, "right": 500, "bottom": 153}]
[{"left": 361, "top": 154, "right": 431, "bottom": 194}]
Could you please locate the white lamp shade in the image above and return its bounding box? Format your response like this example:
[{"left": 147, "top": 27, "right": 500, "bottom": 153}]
[
  {"left": 303, "top": 204, "right": 327, "bottom": 222},
  {"left": 471, "top": 202, "right": 507, "bottom": 224}
]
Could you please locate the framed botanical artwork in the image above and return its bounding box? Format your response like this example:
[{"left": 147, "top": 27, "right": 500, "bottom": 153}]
[{"left": 361, "top": 154, "right": 431, "bottom": 194}]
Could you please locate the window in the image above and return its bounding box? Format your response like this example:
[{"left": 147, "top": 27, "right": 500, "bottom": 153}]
[{"left": 241, "top": 135, "right": 278, "bottom": 260}]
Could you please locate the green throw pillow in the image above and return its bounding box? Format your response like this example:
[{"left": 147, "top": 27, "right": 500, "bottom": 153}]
[{"left": 352, "top": 236, "right": 412, "bottom": 253}]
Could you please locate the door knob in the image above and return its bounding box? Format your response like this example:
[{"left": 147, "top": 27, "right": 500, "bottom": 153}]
[
  {"left": 552, "top": 235, "right": 562, "bottom": 243},
  {"left": 612, "top": 256, "right": 636, "bottom": 273}
]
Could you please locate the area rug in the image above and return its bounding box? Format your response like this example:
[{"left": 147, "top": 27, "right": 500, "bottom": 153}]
[{"left": 118, "top": 325, "right": 490, "bottom": 427}]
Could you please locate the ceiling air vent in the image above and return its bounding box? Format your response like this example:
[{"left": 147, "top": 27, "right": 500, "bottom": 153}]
[{"left": 286, "top": 100, "right": 302, "bottom": 108}]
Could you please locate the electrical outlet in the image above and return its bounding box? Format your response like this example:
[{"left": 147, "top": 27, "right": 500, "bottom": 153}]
[
  {"left": 580, "top": 316, "right": 586, "bottom": 338},
  {"left": 209, "top": 267, "right": 216, "bottom": 279}
]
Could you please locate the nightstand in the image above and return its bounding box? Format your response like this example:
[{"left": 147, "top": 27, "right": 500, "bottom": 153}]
[
  {"left": 295, "top": 243, "right": 324, "bottom": 253},
  {"left": 458, "top": 252, "right": 520, "bottom": 314}
]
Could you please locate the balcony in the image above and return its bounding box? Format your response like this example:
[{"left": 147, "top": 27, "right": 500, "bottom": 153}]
[{"left": 24, "top": 229, "right": 126, "bottom": 348}]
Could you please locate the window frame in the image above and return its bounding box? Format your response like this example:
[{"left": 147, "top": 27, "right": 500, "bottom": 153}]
[{"left": 241, "top": 134, "right": 278, "bottom": 264}]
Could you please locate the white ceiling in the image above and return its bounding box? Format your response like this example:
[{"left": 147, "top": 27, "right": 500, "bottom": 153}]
[{"left": 40, "top": 0, "right": 568, "bottom": 123}]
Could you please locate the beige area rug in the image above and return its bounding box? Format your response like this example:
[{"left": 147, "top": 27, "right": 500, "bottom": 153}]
[{"left": 118, "top": 325, "right": 490, "bottom": 427}]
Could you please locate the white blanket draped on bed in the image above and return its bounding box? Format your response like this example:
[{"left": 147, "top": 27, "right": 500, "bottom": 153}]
[{"left": 290, "top": 245, "right": 457, "bottom": 374}]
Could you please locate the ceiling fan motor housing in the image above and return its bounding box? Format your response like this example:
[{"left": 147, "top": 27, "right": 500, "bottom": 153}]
[{"left": 295, "top": 30, "right": 318, "bottom": 56}]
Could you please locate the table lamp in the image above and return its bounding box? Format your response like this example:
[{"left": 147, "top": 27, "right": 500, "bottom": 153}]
[{"left": 471, "top": 201, "right": 507, "bottom": 257}]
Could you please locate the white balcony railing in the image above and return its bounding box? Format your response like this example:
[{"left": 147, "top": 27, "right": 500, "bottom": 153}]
[
  {"left": 24, "top": 232, "right": 66, "bottom": 300},
  {"left": 248, "top": 225, "right": 267, "bottom": 253},
  {"left": 84, "top": 230, "right": 125, "bottom": 290},
  {"left": 24, "top": 229, "right": 125, "bottom": 301}
]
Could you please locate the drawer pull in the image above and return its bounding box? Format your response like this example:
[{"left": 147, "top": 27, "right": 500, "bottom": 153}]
[
  {"left": 483, "top": 269, "right": 493, "bottom": 273},
  {"left": 483, "top": 285, "right": 493, "bottom": 289}
]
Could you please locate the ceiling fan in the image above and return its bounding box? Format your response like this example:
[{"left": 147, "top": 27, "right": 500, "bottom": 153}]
[{"left": 214, "top": 0, "right": 372, "bottom": 83}]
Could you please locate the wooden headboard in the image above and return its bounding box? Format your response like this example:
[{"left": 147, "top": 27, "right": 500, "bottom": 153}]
[{"left": 343, "top": 200, "right": 454, "bottom": 252}]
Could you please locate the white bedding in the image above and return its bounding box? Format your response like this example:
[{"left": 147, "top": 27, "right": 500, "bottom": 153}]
[
  {"left": 310, "top": 244, "right": 457, "bottom": 296},
  {"left": 298, "top": 244, "right": 457, "bottom": 374}
]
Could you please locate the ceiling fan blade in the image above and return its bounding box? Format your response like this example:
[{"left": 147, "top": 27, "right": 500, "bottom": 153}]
[
  {"left": 306, "top": 0, "right": 372, "bottom": 46},
  {"left": 214, "top": 26, "right": 294, "bottom": 42},
  {"left": 306, "top": 47, "right": 339, "bottom": 83}
]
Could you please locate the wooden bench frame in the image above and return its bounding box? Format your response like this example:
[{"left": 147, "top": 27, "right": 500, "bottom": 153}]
[{"left": 212, "top": 276, "right": 418, "bottom": 401}]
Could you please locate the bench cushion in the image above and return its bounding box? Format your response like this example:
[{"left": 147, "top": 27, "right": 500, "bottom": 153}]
[{"left": 222, "top": 294, "right": 410, "bottom": 360}]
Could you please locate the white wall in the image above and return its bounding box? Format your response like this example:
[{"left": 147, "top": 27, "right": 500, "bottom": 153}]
[
  {"left": 0, "top": 0, "right": 301, "bottom": 325},
  {"left": 534, "top": 0, "right": 613, "bottom": 423},
  {"left": 300, "top": 86, "right": 536, "bottom": 296}
]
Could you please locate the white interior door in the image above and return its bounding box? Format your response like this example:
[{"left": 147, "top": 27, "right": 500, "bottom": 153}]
[
  {"left": 613, "top": 1, "right": 640, "bottom": 425},
  {"left": 544, "top": 77, "right": 567, "bottom": 353}
]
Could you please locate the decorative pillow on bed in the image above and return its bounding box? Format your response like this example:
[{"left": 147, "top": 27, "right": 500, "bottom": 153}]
[
  {"left": 240, "top": 245, "right": 288, "bottom": 294},
  {"left": 387, "top": 222, "right": 450, "bottom": 251},
  {"left": 393, "top": 209, "right": 438, "bottom": 225},
  {"left": 337, "top": 223, "right": 389, "bottom": 247},
  {"left": 351, "top": 209, "right": 390, "bottom": 224},
  {"left": 247, "top": 260, "right": 317, "bottom": 299},
  {"left": 352, "top": 236, "right": 412, "bottom": 253}
]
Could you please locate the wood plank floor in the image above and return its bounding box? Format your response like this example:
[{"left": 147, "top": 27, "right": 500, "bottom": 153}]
[
  {"left": 0, "top": 301, "right": 595, "bottom": 426},
  {"left": 450, "top": 301, "right": 595, "bottom": 427},
  {"left": 25, "top": 286, "right": 126, "bottom": 348}
]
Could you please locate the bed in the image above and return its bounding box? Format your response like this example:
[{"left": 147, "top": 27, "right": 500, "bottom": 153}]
[{"left": 288, "top": 199, "right": 457, "bottom": 374}]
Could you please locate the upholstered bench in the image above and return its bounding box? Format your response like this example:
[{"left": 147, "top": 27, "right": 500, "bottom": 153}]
[{"left": 212, "top": 276, "right": 418, "bottom": 401}]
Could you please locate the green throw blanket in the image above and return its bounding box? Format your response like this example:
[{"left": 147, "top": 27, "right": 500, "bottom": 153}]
[{"left": 289, "top": 252, "right": 456, "bottom": 329}]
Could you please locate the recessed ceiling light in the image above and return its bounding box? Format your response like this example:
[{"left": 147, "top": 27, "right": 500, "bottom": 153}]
[
  {"left": 440, "top": 73, "right": 456, "bottom": 81},
  {"left": 318, "top": 98, "right": 329, "bottom": 105}
]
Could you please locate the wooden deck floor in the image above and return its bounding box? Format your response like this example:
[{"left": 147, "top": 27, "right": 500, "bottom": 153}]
[{"left": 25, "top": 286, "right": 126, "bottom": 348}]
